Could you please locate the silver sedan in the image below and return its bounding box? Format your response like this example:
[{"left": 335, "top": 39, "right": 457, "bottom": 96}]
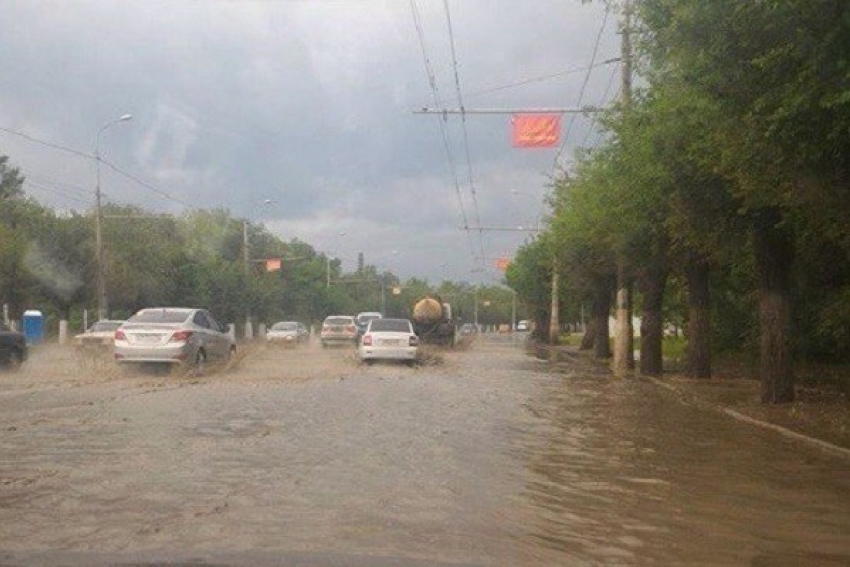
[
  {"left": 114, "top": 307, "right": 235, "bottom": 371},
  {"left": 267, "top": 321, "right": 310, "bottom": 346}
]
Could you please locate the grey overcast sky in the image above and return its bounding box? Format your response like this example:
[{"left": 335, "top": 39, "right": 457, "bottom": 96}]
[{"left": 0, "top": 0, "right": 620, "bottom": 285}]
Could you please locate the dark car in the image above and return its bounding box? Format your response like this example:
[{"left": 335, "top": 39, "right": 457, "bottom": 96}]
[{"left": 0, "top": 323, "right": 27, "bottom": 370}]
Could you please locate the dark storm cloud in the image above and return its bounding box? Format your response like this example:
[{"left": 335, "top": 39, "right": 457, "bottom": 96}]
[{"left": 0, "top": 0, "right": 618, "bottom": 283}]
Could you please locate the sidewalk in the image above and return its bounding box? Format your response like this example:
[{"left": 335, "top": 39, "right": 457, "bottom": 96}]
[{"left": 531, "top": 342, "right": 850, "bottom": 455}]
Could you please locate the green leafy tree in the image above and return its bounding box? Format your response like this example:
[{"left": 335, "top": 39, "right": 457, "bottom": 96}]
[{"left": 638, "top": 0, "right": 850, "bottom": 401}]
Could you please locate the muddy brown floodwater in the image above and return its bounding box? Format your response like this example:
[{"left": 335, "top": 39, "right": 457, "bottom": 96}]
[{"left": 1, "top": 336, "right": 848, "bottom": 566}]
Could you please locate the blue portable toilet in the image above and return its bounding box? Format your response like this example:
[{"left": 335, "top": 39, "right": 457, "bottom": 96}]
[{"left": 23, "top": 310, "right": 44, "bottom": 345}]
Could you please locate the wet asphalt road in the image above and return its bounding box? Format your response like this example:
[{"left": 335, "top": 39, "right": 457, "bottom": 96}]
[{"left": 0, "top": 336, "right": 848, "bottom": 566}]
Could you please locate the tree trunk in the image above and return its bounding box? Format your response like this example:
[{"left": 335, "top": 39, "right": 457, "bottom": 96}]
[
  {"left": 754, "top": 211, "right": 794, "bottom": 403},
  {"left": 686, "top": 257, "right": 712, "bottom": 379},
  {"left": 639, "top": 261, "right": 667, "bottom": 377},
  {"left": 593, "top": 281, "right": 612, "bottom": 359},
  {"left": 533, "top": 308, "right": 549, "bottom": 343},
  {"left": 612, "top": 261, "right": 634, "bottom": 375},
  {"left": 579, "top": 313, "right": 596, "bottom": 350},
  {"left": 549, "top": 269, "right": 560, "bottom": 345}
]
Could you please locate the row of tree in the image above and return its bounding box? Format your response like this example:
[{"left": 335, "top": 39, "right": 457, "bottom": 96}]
[
  {"left": 506, "top": 0, "right": 848, "bottom": 402},
  {"left": 1, "top": 155, "right": 521, "bottom": 334}
]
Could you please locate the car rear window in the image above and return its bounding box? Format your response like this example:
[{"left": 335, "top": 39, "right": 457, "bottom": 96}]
[
  {"left": 128, "top": 310, "right": 191, "bottom": 324},
  {"left": 369, "top": 319, "right": 411, "bottom": 333},
  {"left": 325, "top": 317, "right": 353, "bottom": 325},
  {"left": 272, "top": 322, "right": 297, "bottom": 330}
]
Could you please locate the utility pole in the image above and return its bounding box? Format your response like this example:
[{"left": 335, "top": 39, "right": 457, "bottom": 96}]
[
  {"left": 511, "top": 289, "right": 517, "bottom": 332},
  {"left": 242, "top": 219, "right": 253, "bottom": 340},
  {"left": 612, "top": 0, "right": 634, "bottom": 376},
  {"left": 94, "top": 157, "right": 107, "bottom": 321},
  {"left": 242, "top": 219, "right": 250, "bottom": 278},
  {"left": 93, "top": 114, "right": 132, "bottom": 321}
]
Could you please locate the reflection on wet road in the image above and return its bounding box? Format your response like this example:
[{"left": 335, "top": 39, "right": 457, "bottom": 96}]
[{"left": 0, "top": 337, "right": 848, "bottom": 565}]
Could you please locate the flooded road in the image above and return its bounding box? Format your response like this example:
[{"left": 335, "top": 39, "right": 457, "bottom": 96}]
[{"left": 1, "top": 336, "right": 848, "bottom": 565}]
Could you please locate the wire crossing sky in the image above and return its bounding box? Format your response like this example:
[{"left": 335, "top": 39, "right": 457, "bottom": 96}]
[{"left": 0, "top": 0, "right": 619, "bottom": 283}]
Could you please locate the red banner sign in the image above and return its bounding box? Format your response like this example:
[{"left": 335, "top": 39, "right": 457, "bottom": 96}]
[
  {"left": 495, "top": 257, "right": 511, "bottom": 271},
  {"left": 511, "top": 114, "right": 561, "bottom": 148},
  {"left": 265, "top": 258, "right": 282, "bottom": 272}
]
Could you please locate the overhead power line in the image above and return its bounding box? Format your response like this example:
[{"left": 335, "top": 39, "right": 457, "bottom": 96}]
[
  {"left": 99, "top": 159, "right": 192, "bottom": 208},
  {"left": 581, "top": 61, "right": 621, "bottom": 147},
  {"left": 0, "top": 122, "right": 192, "bottom": 209},
  {"left": 415, "top": 106, "right": 601, "bottom": 115},
  {"left": 0, "top": 124, "right": 93, "bottom": 160},
  {"left": 553, "top": 6, "right": 611, "bottom": 169},
  {"left": 24, "top": 180, "right": 91, "bottom": 206},
  {"left": 458, "top": 57, "right": 620, "bottom": 102},
  {"left": 23, "top": 169, "right": 93, "bottom": 199},
  {"left": 443, "top": 0, "right": 485, "bottom": 260},
  {"left": 409, "top": 0, "right": 478, "bottom": 261},
  {"left": 592, "top": 84, "right": 623, "bottom": 147}
]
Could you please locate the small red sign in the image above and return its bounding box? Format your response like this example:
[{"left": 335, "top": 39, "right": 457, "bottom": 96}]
[
  {"left": 265, "top": 258, "right": 282, "bottom": 272},
  {"left": 495, "top": 257, "right": 511, "bottom": 271},
  {"left": 511, "top": 114, "right": 561, "bottom": 148}
]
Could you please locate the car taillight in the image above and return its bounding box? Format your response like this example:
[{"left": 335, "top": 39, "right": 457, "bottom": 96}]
[
  {"left": 170, "top": 330, "right": 193, "bottom": 342},
  {"left": 114, "top": 329, "right": 126, "bottom": 341},
  {"left": 346, "top": 325, "right": 356, "bottom": 333},
  {"left": 362, "top": 335, "right": 372, "bottom": 346},
  {"left": 409, "top": 335, "right": 419, "bottom": 346}
]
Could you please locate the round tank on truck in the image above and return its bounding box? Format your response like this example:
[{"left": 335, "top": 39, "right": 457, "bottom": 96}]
[
  {"left": 412, "top": 297, "right": 443, "bottom": 324},
  {"left": 411, "top": 296, "right": 455, "bottom": 347}
]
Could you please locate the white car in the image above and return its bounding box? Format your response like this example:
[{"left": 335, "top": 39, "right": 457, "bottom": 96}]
[
  {"left": 267, "top": 321, "right": 309, "bottom": 346},
  {"left": 320, "top": 315, "right": 358, "bottom": 347},
  {"left": 358, "top": 318, "right": 419, "bottom": 365},
  {"left": 74, "top": 320, "right": 125, "bottom": 348}
]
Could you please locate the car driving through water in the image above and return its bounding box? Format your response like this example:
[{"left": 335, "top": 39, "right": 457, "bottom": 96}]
[
  {"left": 114, "top": 307, "right": 235, "bottom": 372},
  {"left": 74, "top": 319, "right": 125, "bottom": 349},
  {"left": 358, "top": 318, "right": 419, "bottom": 365},
  {"left": 320, "top": 315, "right": 358, "bottom": 347},
  {"left": 266, "top": 321, "right": 310, "bottom": 346}
]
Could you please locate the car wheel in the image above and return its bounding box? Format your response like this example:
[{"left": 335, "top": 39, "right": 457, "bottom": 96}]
[
  {"left": 363, "top": 358, "right": 375, "bottom": 366},
  {"left": 2, "top": 349, "right": 23, "bottom": 371}
]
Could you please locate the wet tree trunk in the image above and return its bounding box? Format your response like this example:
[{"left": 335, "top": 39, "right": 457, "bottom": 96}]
[
  {"left": 639, "top": 260, "right": 667, "bottom": 377},
  {"left": 579, "top": 313, "right": 596, "bottom": 350},
  {"left": 686, "top": 256, "right": 712, "bottom": 379},
  {"left": 754, "top": 211, "right": 794, "bottom": 404},
  {"left": 533, "top": 308, "right": 550, "bottom": 343},
  {"left": 593, "top": 281, "right": 612, "bottom": 360}
]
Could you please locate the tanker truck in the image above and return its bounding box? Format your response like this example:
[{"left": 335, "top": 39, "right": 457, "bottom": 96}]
[{"left": 411, "top": 296, "right": 456, "bottom": 346}]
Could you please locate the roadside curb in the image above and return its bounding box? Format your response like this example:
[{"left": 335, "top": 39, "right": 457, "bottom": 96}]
[{"left": 646, "top": 376, "right": 850, "bottom": 460}]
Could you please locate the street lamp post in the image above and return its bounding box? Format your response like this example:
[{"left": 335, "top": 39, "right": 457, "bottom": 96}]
[
  {"left": 94, "top": 114, "right": 132, "bottom": 321},
  {"left": 325, "top": 231, "right": 347, "bottom": 288},
  {"left": 511, "top": 289, "right": 517, "bottom": 332},
  {"left": 242, "top": 199, "right": 274, "bottom": 339}
]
